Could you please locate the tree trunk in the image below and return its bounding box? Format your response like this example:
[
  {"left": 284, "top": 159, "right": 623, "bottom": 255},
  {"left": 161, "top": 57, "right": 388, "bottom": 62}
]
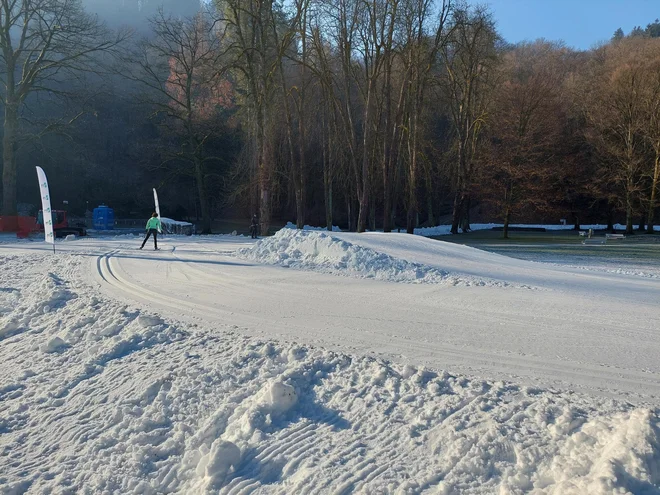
[
  {"left": 648, "top": 151, "right": 660, "bottom": 233},
  {"left": 451, "top": 140, "right": 465, "bottom": 235},
  {"left": 503, "top": 208, "right": 511, "bottom": 239},
  {"left": 189, "top": 121, "right": 211, "bottom": 233},
  {"left": 357, "top": 76, "right": 376, "bottom": 234},
  {"left": 275, "top": 56, "right": 301, "bottom": 229},
  {"left": 370, "top": 202, "right": 376, "bottom": 231},
  {"left": 296, "top": 8, "right": 308, "bottom": 230},
  {"left": 461, "top": 194, "right": 472, "bottom": 232},
  {"left": 426, "top": 193, "right": 435, "bottom": 227},
  {"left": 325, "top": 181, "right": 333, "bottom": 231},
  {"left": 451, "top": 189, "right": 463, "bottom": 234},
  {"left": 406, "top": 100, "right": 419, "bottom": 235},
  {"left": 347, "top": 196, "right": 353, "bottom": 232},
  {"left": 194, "top": 158, "right": 211, "bottom": 234},
  {"left": 295, "top": 188, "right": 304, "bottom": 229},
  {"left": 382, "top": 64, "right": 393, "bottom": 234},
  {"left": 322, "top": 112, "right": 333, "bottom": 232},
  {"left": 425, "top": 167, "right": 435, "bottom": 227},
  {"left": 406, "top": 186, "right": 417, "bottom": 234},
  {"left": 572, "top": 212, "right": 580, "bottom": 231},
  {"left": 260, "top": 187, "right": 270, "bottom": 236},
  {"left": 625, "top": 176, "right": 634, "bottom": 235},
  {"left": 2, "top": 104, "right": 18, "bottom": 217},
  {"left": 383, "top": 188, "right": 392, "bottom": 232},
  {"left": 357, "top": 188, "right": 369, "bottom": 233},
  {"left": 406, "top": 207, "right": 416, "bottom": 234},
  {"left": 259, "top": 122, "right": 273, "bottom": 236}
]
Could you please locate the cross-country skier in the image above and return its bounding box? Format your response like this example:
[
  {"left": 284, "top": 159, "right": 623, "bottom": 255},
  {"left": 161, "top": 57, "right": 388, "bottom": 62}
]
[
  {"left": 250, "top": 214, "right": 259, "bottom": 239},
  {"left": 140, "top": 212, "right": 162, "bottom": 250}
]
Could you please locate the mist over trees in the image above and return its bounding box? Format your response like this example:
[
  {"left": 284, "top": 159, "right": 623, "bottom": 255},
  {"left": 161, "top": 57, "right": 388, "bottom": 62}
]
[
  {"left": 82, "top": 0, "right": 202, "bottom": 31},
  {"left": 1, "top": 0, "right": 660, "bottom": 235}
]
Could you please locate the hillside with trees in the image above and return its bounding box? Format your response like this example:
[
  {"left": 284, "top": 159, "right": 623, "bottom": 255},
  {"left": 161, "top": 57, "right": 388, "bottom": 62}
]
[{"left": 1, "top": 0, "right": 659, "bottom": 235}]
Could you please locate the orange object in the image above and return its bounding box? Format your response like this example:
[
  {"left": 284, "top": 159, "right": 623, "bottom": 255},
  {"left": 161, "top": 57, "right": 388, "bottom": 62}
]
[
  {"left": 18, "top": 216, "right": 37, "bottom": 232},
  {"left": 0, "top": 216, "right": 23, "bottom": 232}
]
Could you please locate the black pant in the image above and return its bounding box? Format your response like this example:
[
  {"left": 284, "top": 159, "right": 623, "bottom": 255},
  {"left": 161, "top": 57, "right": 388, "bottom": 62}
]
[{"left": 141, "top": 229, "right": 158, "bottom": 249}]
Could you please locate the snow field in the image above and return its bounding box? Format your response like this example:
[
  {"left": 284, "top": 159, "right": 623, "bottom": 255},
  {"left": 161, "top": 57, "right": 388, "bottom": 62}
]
[
  {"left": 1, "top": 251, "right": 660, "bottom": 493},
  {"left": 236, "top": 229, "right": 525, "bottom": 288}
]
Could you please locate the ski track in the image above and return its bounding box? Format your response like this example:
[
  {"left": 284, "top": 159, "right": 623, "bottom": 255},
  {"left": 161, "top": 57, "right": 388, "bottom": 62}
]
[{"left": 85, "top": 240, "right": 660, "bottom": 405}]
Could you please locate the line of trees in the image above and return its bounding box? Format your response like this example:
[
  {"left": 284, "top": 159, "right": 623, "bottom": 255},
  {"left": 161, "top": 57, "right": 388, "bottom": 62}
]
[{"left": 2, "top": 1, "right": 660, "bottom": 236}]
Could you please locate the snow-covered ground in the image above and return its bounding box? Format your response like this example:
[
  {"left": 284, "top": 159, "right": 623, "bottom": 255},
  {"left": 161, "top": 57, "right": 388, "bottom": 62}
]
[{"left": 1, "top": 232, "right": 659, "bottom": 493}]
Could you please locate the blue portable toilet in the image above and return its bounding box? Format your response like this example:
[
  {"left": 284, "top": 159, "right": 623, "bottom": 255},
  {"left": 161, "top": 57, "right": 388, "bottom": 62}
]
[{"left": 93, "top": 205, "right": 115, "bottom": 230}]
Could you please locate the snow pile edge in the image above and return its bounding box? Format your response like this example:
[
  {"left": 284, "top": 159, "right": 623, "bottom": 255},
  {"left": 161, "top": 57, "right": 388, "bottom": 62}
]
[{"left": 237, "top": 229, "right": 506, "bottom": 287}]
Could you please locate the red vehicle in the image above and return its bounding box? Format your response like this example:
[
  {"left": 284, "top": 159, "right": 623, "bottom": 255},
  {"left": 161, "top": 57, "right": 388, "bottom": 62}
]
[{"left": 36, "top": 210, "right": 87, "bottom": 238}]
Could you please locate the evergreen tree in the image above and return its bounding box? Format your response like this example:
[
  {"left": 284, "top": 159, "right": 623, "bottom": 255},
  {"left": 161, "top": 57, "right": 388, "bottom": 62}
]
[
  {"left": 612, "top": 28, "right": 625, "bottom": 41},
  {"left": 646, "top": 19, "right": 660, "bottom": 38},
  {"left": 630, "top": 26, "right": 647, "bottom": 38}
]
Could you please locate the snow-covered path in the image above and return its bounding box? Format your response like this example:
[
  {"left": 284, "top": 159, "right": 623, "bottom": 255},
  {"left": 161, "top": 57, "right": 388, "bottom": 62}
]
[
  {"left": 5, "top": 232, "right": 659, "bottom": 404},
  {"left": 79, "top": 232, "right": 660, "bottom": 405},
  {"left": 2, "top": 232, "right": 660, "bottom": 493}
]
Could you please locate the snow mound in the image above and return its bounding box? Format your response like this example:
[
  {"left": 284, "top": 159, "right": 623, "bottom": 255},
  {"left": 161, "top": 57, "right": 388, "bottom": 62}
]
[
  {"left": 0, "top": 271, "right": 74, "bottom": 340},
  {"left": 40, "top": 336, "right": 67, "bottom": 353},
  {"left": 265, "top": 380, "right": 298, "bottom": 414},
  {"left": 535, "top": 408, "right": 660, "bottom": 494},
  {"left": 197, "top": 439, "right": 241, "bottom": 489},
  {"left": 237, "top": 229, "right": 507, "bottom": 286}
]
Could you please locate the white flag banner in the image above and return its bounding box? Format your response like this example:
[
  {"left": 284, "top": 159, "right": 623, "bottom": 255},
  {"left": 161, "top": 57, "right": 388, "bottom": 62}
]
[
  {"left": 153, "top": 188, "right": 161, "bottom": 218},
  {"left": 36, "top": 167, "right": 55, "bottom": 245}
]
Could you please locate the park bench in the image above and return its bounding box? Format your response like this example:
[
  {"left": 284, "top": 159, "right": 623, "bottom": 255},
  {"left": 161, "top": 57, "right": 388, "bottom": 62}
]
[{"left": 605, "top": 233, "right": 625, "bottom": 240}]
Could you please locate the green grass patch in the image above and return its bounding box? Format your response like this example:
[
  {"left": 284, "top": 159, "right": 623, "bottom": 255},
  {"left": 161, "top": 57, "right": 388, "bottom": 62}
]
[{"left": 432, "top": 230, "right": 660, "bottom": 269}]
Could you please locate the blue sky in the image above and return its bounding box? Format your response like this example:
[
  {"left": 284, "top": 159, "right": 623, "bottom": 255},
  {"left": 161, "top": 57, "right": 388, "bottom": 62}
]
[{"left": 485, "top": 0, "right": 659, "bottom": 50}]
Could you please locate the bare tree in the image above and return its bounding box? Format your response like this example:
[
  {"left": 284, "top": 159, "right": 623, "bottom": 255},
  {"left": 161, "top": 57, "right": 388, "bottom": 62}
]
[
  {"left": 484, "top": 41, "right": 566, "bottom": 238},
  {"left": 217, "top": 0, "right": 282, "bottom": 235},
  {"left": 271, "top": 0, "right": 311, "bottom": 229},
  {"left": 124, "top": 9, "right": 230, "bottom": 233},
  {"left": 309, "top": 24, "right": 348, "bottom": 231},
  {"left": 579, "top": 39, "right": 649, "bottom": 234},
  {"left": 309, "top": 0, "right": 363, "bottom": 230},
  {"left": 440, "top": 5, "right": 498, "bottom": 234},
  {"left": 399, "top": 0, "right": 452, "bottom": 233},
  {"left": 0, "top": 0, "right": 128, "bottom": 217},
  {"left": 640, "top": 43, "right": 660, "bottom": 233}
]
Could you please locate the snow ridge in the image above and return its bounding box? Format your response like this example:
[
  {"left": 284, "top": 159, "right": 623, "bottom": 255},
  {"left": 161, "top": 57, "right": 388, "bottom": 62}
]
[{"left": 237, "top": 229, "right": 515, "bottom": 287}]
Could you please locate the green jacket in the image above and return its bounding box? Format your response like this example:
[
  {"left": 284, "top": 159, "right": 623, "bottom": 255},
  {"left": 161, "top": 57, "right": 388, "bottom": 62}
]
[{"left": 146, "top": 217, "right": 161, "bottom": 232}]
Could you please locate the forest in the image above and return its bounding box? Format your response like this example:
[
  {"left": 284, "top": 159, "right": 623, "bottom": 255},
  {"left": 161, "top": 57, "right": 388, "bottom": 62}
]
[{"left": 1, "top": 0, "right": 660, "bottom": 236}]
